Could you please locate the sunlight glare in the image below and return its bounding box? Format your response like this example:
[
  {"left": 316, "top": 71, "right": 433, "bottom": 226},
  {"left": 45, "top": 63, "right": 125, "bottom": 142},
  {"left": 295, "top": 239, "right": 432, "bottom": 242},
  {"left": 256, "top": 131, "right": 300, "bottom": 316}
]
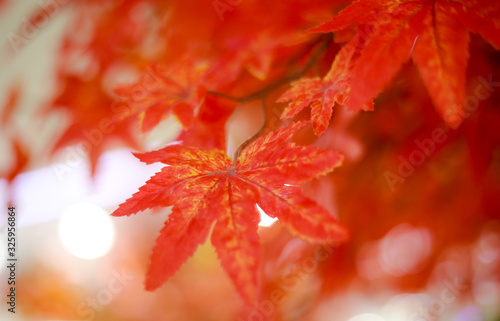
[
  {"left": 58, "top": 202, "right": 115, "bottom": 259},
  {"left": 256, "top": 204, "right": 278, "bottom": 227}
]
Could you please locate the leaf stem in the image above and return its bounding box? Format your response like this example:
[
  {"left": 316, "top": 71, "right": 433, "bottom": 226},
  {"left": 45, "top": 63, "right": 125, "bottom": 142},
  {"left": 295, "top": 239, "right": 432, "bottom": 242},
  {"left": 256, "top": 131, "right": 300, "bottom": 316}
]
[
  {"left": 225, "top": 34, "right": 333, "bottom": 165},
  {"left": 232, "top": 100, "right": 267, "bottom": 166}
]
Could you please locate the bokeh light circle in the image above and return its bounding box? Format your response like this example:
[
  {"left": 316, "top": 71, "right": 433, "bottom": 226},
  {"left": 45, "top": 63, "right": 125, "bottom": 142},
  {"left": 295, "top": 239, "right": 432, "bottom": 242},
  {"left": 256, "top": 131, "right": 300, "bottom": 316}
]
[{"left": 58, "top": 202, "right": 115, "bottom": 259}]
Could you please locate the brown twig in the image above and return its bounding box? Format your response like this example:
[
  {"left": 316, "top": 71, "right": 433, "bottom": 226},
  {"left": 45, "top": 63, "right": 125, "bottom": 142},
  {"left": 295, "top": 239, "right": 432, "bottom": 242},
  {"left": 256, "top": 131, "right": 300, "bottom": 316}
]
[
  {"left": 208, "top": 33, "right": 332, "bottom": 103},
  {"left": 232, "top": 99, "right": 267, "bottom": 165},
  {"left": 222, "top": 34, "right": 333, "bottom": 163}
]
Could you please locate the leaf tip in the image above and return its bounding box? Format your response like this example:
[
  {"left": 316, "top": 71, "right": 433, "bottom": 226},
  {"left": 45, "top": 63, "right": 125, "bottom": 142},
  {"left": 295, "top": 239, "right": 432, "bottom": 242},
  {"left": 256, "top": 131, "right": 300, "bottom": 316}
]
[{"left": 144, "top": 278, "right": 161, "bottom": 292}]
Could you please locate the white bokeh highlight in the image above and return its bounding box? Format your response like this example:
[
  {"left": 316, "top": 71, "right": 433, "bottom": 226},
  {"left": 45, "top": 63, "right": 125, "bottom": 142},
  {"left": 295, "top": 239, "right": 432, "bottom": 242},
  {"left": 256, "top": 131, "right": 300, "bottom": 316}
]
[
  {"left": 256, "top": 204, "right": 278, "bottom": 227},
  {"left": 58, "top": 202, "right": 115, "bottom": 259}
]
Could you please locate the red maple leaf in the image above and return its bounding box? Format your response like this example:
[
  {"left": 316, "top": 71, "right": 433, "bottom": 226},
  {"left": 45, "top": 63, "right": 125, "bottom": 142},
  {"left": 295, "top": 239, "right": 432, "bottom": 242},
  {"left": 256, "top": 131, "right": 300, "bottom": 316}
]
[
  {"left": 113, "top": 62, "right": 207, "bottom": 133},
  {"left": 176, "top": 94, "right": 237, "bottom": 150},
  {"left": 278, "top": 37, "right": 373, "bottom": 136},
  {"left": 311, "top": 0, "right": 500, "bottom": 126},
  {"left": 1, "top": 83, "right": 21, "bottom": 127},
  {"left": 49, "top": 75, "right": 139, "bottom": 176},
  {"left": 112, "top": 121, "right": 348, "bottom": 302},
  {"left": 3, "top": 137, "right": 29, "bottom": 183},
  {"left": 0, "top": 84, "right": 28, "bottom": 183}
]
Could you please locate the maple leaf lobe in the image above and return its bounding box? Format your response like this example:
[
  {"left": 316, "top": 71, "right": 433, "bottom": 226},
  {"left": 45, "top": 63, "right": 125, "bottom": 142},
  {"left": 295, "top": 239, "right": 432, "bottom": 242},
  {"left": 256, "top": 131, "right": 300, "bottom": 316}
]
[
  {"left": 310, "top": 0, "right": 500, "bottom": 125},
  {"left": 112, "top": 121, "right": 347, "bottom": 302}
]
